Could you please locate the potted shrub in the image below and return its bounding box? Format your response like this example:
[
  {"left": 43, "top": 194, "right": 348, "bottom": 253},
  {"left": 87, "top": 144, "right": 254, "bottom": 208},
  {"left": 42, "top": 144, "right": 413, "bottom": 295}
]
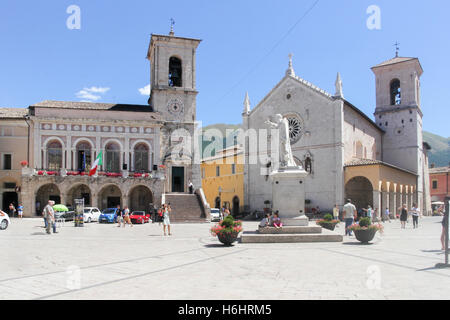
[
  {"left": 210, "top": 215, "right": 243, "bottom": 246},
  {"left": 316, "top": 213, "right": 340, "bottom": 231},
  {"left": 20, "top": 160, "right": 28, "bottom": 168},
  {"left": 348, "top": 217, "right": 383, "bottom": 244}
]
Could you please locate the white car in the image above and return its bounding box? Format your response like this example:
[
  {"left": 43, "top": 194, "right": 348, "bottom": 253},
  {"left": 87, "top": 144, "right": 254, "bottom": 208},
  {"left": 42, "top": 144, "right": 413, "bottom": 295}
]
[
  {"left": 0, "top": 211, "right": 10, "bottom": 230},
  {"left": 83, "top": 207, "right": 102, "bottom": 223},
  {"left": 210, "top": 208, "right": 222, "bottom": 222}
]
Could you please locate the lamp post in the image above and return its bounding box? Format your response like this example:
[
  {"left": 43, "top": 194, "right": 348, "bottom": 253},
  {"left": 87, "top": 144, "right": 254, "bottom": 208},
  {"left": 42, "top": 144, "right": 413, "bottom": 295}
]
[{"left": 436, "top": 200, "right": 450, "bottom": 268}]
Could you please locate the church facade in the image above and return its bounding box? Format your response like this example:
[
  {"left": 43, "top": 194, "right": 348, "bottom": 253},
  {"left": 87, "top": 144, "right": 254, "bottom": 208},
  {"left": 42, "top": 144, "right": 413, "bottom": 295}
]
[
  {"left": 0, "top": 31, "right": 205, "bottom": 218},
  {"left": 242, "top": 55, "right": 432, "bottom": 218}
]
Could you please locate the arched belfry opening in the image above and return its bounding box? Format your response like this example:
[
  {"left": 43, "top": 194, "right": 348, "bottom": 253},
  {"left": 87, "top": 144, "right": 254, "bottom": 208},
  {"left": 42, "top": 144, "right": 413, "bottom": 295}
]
[
  {"left": 390, "top": 79, "right": 401, "bottom": 105},
  {"left": 168, "top": 57, "right": 182, "bottom": 87}
]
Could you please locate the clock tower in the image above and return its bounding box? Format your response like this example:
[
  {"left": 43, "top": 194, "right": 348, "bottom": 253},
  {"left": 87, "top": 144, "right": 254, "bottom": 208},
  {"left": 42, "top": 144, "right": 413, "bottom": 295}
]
[
  {"left": 146, "top": 31, "right": 201, "bottom": 122},
  {"left": 146, "top": 29, "right": 202, "bottom": 193}
]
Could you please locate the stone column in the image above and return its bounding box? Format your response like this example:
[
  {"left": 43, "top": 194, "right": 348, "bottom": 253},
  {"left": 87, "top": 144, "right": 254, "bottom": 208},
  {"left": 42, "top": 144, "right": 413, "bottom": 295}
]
[
  {"left": 390, "top": 192, "right": 396, "bottom": 218},
  {"left": 373, "top": 190, "right": 381, "bottom": 221},
  {"left": 382, "top": 191, "right": 389, "bottom": 220},
  {"left": 91, "top": 193, "right": 99, "bottom": 209}
]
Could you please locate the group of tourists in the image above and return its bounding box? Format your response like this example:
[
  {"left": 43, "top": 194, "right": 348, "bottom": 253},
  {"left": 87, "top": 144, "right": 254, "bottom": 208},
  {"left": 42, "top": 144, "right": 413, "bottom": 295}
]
[
  {"left": 339, "top": 199, "right": 423, "bottom": 236},
  {"left": 3, "top": 203, "right": 23, "bottom": 219},
  {"left": 258, "top": 211, "right": 283, "bottom": 230},
  {"left": 115, "top": 204, "right": 133, "bottom": 228}
]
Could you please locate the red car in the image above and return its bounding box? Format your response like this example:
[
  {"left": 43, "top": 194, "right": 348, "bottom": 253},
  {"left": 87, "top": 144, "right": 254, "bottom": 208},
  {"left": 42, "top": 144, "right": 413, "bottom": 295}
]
[{"left": 129, "top": 211, "right": 151, "bottom": 224}]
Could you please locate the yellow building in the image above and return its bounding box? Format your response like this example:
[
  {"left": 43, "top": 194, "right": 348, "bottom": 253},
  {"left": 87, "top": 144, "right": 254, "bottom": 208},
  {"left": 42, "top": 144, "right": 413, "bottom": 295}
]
[{"left": 201, "top": 145, "right": 244, "bottom": 215}]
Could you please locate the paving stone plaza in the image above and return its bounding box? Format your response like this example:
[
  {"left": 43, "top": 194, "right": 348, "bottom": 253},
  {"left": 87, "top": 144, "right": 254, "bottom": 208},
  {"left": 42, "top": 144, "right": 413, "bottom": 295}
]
[{"left": 1, "top": 216, "right": 449, "bottom": 300}]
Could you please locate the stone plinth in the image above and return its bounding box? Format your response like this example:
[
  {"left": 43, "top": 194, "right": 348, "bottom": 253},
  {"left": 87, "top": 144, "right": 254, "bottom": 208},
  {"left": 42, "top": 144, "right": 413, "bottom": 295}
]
[
  {"left": 258, "top": 226, "right": 321, "bottom": 234},
  {"left": 241, "top": 229, "right": 343, "bottom": 243},
  {"left": 269, "top": 167, "right": 308, "bottom": 226}
]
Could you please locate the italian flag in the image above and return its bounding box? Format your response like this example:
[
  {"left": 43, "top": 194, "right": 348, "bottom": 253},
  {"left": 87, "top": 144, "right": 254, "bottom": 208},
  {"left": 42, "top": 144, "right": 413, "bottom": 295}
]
[{"left": 89, "top": 151, "right": 103, "bottom": 176}]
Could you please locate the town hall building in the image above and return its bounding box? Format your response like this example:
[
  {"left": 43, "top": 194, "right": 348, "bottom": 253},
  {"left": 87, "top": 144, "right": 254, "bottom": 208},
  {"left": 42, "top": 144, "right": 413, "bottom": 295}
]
[{"left": 0, "top": 30, "right": 207, "bottom": 221}]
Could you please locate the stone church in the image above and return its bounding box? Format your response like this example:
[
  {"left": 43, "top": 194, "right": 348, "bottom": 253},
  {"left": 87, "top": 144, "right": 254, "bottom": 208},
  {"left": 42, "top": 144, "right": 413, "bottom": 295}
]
[
  {"left": 242, "top": 54, "right": 432, "bottom": 218},
  {"left": 0, "top": 30, "right": 207, "bottom": 220}
]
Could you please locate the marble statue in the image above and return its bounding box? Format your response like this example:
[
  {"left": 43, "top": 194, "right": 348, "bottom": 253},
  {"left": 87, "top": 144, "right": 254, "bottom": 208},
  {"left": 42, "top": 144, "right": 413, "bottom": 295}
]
[{"left": 265, "top": 114, "right": 297, "bottom": 168}]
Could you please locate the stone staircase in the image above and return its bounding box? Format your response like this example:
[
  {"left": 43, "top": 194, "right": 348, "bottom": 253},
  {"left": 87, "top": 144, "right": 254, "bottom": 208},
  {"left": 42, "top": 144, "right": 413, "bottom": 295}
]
[{"left": 164, "top": 193, "right": 208, "bottom": 223}]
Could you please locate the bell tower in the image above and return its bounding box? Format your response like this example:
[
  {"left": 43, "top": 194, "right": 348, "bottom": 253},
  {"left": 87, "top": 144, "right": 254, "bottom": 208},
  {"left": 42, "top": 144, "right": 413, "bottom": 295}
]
[
  {"left": 371, "top": 54, "right": 425, "bottom": 211},
  {"left": 146, "top": 30, "right": 201, "bottom": 122}
]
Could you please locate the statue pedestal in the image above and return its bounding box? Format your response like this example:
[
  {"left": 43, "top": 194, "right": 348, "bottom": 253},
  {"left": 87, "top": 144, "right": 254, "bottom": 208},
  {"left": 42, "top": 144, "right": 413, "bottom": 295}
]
[{"left": 270, "top": 167, "right": 309, "bottom": 226}]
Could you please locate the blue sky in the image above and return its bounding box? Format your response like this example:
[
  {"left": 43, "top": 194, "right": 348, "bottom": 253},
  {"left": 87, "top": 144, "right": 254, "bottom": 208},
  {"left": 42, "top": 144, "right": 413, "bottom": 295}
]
[{"left": 0, "top": 0, "right": 449, "bottom": 137}]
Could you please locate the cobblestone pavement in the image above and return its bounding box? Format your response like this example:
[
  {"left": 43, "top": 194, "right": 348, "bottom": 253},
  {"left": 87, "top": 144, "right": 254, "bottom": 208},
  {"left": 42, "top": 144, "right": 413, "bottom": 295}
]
[{"left": 1, "top": 216, "right": 449, "bottom": 300}]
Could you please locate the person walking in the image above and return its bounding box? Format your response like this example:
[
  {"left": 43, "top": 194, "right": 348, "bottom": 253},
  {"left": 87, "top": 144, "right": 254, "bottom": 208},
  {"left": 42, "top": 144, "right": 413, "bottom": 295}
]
[
  {"left": 343, "top": 199, "right": 356, "bottom": 236},
  {"left": 116, "top": 204, "right": 123, "bottom": 227},
  {"left": 399, "top": 204, "right": 408, "bottom": 229},
  {"left": 43, "top": 200, "right": 57, "bottom": 234},
  {"left": 122, "top": 206, "right": 133, "bottom": 227},
  {"left": 383, "top": 207, "right": 391, "bottom": 223},
  {"left": 411, "top": 203, "right": 420, "bottom": 229},
  {"left": 363, "top": 205, "right": 373, "bottom": 223},
  {"left": 188, "top": 181, "right": 194, "bottom": 194},
  {"left": 162, "top": 204, "right": 172, "bottom": 236},
  {"left": 17, "top": 204, "right": 23, "bottom": 219}
]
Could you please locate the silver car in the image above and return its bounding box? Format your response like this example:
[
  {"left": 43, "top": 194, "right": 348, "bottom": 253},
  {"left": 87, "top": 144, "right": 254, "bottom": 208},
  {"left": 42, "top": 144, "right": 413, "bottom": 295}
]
[{"left": 210, "top": 208, "right": 222, "bottom": 222}]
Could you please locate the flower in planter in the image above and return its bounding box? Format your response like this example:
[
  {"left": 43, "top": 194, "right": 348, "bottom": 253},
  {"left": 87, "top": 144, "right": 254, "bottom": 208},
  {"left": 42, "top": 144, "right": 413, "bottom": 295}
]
[
  {"left": 20, "top": 160, "right": 28, "bottom": 167},
  {"left": 348, "top": 217, "right": 384, "bottom": 233},
  {"left": 210, "top": 215, "right": 243, "bottom": 245},
  {"left": 316, "top": 213, "right": 340, "bottom": 230}
]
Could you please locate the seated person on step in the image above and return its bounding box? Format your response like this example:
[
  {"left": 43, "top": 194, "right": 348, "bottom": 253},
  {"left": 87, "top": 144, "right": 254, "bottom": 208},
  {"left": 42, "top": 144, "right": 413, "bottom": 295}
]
[
  {"left": 272, "top": 211, "right": 283, "bottom": 229},
  {"left": 258, "top": 213, "right": 271, "bottom": 230}
]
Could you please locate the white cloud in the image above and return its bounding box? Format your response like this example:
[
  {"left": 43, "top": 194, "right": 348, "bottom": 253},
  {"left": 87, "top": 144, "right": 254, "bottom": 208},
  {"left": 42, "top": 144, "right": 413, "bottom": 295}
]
[
  {"left": 76, "top": 86, "right": 110, "bottom": 102},
  {"left": 138, "top": 84, "right": 150, "bottom": 96}
]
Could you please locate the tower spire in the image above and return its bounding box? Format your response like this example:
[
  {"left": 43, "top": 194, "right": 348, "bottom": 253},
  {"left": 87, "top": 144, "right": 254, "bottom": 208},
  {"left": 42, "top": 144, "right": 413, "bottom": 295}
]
[
  {"left": 243, "top": 92, "right": 251, "bottom": 114},
  {"left": 394, "top": 41, "right": 400, "bottom": 57},
  {"left": 334, "top": 72, "right": 344, "bottom": 98},
  {"left": 286, "top": 53, "right": 295, "bottom": 77},
  {"left": 169, "top": 18, "right": 175, "bottom": 36}
]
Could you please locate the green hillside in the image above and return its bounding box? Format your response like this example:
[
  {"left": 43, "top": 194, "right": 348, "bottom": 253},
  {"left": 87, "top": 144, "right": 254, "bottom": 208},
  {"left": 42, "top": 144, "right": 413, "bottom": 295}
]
[{"left": 423, "top": 131, "right": 450, "bottom": 167}]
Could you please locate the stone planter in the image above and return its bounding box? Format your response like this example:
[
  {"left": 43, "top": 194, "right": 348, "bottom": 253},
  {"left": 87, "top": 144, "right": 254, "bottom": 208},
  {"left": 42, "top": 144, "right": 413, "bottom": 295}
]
[
  {"left": 217, "top": 232, "right": 239, "bottom": 246},
  {"left": 354, "top": 229, "right": 377, "bottom": 244},
  {"left": 318, "top": 222, "right": 338, "bottom": 231}
]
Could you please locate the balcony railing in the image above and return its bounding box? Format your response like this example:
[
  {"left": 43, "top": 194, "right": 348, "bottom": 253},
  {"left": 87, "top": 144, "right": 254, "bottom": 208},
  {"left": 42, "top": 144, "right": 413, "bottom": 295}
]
[{"left": 24, "top": 168, "right": 162, "bottom": 179}]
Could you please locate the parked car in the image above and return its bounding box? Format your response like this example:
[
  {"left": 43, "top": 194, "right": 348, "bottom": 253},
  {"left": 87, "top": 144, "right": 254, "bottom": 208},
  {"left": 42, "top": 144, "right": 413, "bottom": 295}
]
[
  {"left": 99, "top": 208, "right": 119, "bottom": 223},
  {"left": 54, "top": 210, "right": 75, "bottom": 221},
  {"left": 210, "top": 208, "right": 222, "bottom": 222},
  {"left": 83, "top": 207, "right": 101, "bottom": 223},
  {"left": 0, "top": 211, "right": 10, "bottom": 230},
  {"left": 130, "top": 211, "right": 151, "bottom": 224}
]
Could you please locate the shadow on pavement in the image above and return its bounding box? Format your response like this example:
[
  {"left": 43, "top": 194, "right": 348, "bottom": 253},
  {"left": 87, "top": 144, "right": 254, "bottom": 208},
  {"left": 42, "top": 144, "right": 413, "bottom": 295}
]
[
  {"left": 30, "top": 232, "right": 48, "bottom": 236},
  {"left": 342, "top": 242, "right": 374, "bottom": 246},
  {"left": 203, "top": 243, "right": 232, "bottom": 248}
]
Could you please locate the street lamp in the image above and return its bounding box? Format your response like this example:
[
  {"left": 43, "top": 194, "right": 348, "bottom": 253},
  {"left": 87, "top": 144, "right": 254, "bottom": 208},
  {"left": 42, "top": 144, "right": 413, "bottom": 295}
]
[{"left": 436, "top": 200, "right": 450, "bottom": 268}]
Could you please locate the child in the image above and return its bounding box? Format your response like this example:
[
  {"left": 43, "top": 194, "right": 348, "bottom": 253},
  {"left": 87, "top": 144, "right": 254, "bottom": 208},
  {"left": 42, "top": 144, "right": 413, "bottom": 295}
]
[
  {"left": 272, "top": 212, "right": 283, "bottom": 229},
  {"left": 258, "top": 213, "right": 271, "bottom": 230}
]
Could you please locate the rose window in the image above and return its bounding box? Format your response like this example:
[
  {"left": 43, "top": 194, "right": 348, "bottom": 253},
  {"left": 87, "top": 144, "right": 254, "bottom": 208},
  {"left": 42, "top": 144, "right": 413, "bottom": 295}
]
[{"left": 286, "top": 116, "right": 302, "bottom": 143}]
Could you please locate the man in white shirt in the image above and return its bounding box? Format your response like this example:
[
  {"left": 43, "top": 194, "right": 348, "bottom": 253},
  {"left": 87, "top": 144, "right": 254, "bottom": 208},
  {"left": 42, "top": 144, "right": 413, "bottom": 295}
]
[
  {"left": 342, "top": 199, "right": 356, "bottom": 236},
  {"left": 43, "top": 200, "right": 56, "bottom": 234}
]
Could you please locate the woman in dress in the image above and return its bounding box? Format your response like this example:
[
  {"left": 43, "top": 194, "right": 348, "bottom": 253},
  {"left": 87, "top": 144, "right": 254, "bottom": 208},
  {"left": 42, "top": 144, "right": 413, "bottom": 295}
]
[
  {"left": 163, "top": 204, "right": 172, "bottom": 236},
  {"left": 399, "top": 204, "right": 408, "bottom": 229}
]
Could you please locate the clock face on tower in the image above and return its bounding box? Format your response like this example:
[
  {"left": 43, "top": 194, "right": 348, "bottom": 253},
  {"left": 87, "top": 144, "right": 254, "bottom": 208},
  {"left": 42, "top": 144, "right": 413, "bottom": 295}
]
[{"left": 167, "top": 98, "right": 184, "bottom": 115}]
